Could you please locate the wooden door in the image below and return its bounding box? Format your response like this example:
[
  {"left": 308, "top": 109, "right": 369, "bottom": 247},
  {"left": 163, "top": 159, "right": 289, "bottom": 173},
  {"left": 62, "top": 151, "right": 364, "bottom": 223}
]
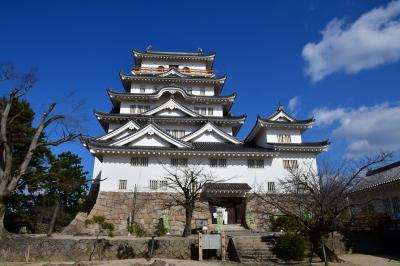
[{"left": 227, "top": 207, "right": 236, "bottom": 224}]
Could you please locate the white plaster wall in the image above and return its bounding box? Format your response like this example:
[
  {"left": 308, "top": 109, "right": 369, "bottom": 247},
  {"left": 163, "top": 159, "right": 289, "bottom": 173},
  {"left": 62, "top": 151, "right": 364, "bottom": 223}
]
[
  {"left": 97, "top": 152, "right": 318, "bottom": 193},
  {"left": 254, "top": 128, "right": 302, "bottom": 148},
  {"left": 119, "top": 100, "right": 223, "bottom": 117},
  {"left": 129, "top": 82, "right": 215, "bottom": 96},
  {"left": 141, "top": 59, "right": 207, "bottom": 70}
]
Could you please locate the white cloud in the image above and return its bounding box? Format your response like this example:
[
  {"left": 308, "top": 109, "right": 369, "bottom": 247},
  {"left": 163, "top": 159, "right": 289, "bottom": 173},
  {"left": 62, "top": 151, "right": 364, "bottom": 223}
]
[
  {"left": 302, "top": 0, "right": 400, "bottom": 82},
  {"left": 288, "top": 96, "right": 299, "bottom": 112},
  {"left": 313, "top": 103, "right": 400, "bottom": 157}
]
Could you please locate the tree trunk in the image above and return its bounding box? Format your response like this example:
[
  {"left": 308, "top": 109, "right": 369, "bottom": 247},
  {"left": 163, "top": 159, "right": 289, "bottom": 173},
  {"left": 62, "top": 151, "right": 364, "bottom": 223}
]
[
  {"left": 47, "top": 200, "right": 60, "bottom": 237},
  {"left": 0, "top": 195, "right": 7, "bottom": 236},
  {"left": 183, "top": 205, "right": 193, "bottom": 237},
  {"left": 321, "top": 236, "right": 328, "bottom": 266}
]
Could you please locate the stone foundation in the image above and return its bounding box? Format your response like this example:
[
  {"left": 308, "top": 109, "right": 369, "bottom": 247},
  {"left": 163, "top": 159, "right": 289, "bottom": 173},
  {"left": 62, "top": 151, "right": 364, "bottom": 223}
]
[{"left": 64, "top": 192, "right": 271, "bottom": 236}]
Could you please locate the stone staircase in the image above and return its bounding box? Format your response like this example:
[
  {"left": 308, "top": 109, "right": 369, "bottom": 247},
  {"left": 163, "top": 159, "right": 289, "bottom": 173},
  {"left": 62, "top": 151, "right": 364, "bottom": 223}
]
[{"left": 232, "top": 235, "right": 276, "bottom": 264}]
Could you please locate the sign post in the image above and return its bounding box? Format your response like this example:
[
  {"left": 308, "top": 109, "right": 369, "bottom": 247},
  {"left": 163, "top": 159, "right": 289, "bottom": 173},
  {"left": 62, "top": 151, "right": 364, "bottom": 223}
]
[{"left": 198, "top": 232, "right": 226, "bottom": 261}]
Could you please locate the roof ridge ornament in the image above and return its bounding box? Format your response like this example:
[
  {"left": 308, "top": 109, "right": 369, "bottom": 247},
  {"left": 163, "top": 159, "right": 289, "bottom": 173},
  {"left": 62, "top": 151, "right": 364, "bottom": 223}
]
[{"left": 146, "top": 45, "right": 152, "bottom": 52}]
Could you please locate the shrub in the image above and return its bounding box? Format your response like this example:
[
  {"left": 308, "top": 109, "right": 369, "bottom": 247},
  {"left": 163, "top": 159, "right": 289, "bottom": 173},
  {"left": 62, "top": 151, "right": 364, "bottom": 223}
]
[
  {"left": 274, "top": 233, "right": 307, "bottom": 261},
  {"left": 85, "top": 215, "right": 114, "bottom": 237},
  {"left": 127, "top": 222, "right": 146, "bottom": 237},
  {"left": 154, "top": 218, "right": 168, "bottom": 236},
  {"left": 270, "top": 216, "right": 304, "bottom": 233}
]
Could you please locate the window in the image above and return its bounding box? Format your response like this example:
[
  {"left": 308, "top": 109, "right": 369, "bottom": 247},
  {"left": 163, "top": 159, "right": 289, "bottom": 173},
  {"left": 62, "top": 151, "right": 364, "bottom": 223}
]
[
  {"left": 187, "top": 87, "right": 192, "bottom": 94},
  {"left": 131, "top": 157, "right": 149, "bottom": 167},
  {"left": 277, "top": 134, "right": 291, "bottom": 143},
  {"left": 210, "top": 158, "right": 227, "bottom": 168},
  {"left": 194, "top": 107, "right": 206, "bottom": 115},
  {"left": 383, "top": 198, "right": 392, "bottom": 214},
  {"left": 208, "top": 108, "right": 214, "bottom": 116},
  {"left": 392, "top": 197, "right": 400, "bottom": 214},
  {"left": 140, "top": 86, "right": 146, "bottom": 93},
  {"left": 283, "top": 160, "right": 298, "bottom": 169},
  {"left": 150, "top": 180, "right": 168, "bottom": 191},
  {"left": 171, "top": 158, "right": 188, "bottom": 167},
  {"left": 119, "top": 180, "right": 127, "bottom": 190},
  {"left": 166, "top": 129, "right": 185, "bottom": 138},
  {"left": 157, "top": 66, "right": 165, "bottom": 72},
  {"left": 153, "top": 85, "right": 159, "bottom": 91},
  {"left": 130, "top": 105, "right": 150, "bottom": 114},
  {"left": 200, "top": 88, "right": 206, "bottom": 95},
  {"left": 267, "top": 182, "right": 275, "bottom": 192},
  {"left": 182, "top": 66, "right": 190, "bottom": 73},
  {"left": 191, "top": 181, "right": 198, "bottom": 192},
  {"left": 247, "top": 159, "right": 264, "bottom": 168}
]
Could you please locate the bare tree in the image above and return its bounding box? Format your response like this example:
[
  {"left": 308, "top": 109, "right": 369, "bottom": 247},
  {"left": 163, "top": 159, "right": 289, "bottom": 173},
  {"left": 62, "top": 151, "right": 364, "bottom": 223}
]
[
  {"left": 256, "top": 152, "right": 391, "bottom": 265},
  {"left": 0, "top": 63, "right": 79, "bottom": 236},
  {"left": 162, "top": 162, "right": 224, "bottom": 237}
]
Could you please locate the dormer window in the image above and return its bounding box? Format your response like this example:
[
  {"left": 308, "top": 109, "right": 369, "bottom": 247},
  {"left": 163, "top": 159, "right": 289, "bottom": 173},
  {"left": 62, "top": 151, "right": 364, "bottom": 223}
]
[
  {"left": 182, "top": 67, "right": 190, "bottom": 73},
  {"left": 277, "top": 134, "right": 291, "bottom": 143},
  {"left": 157, "top": 66, "right": 165, "bottom": 73}
]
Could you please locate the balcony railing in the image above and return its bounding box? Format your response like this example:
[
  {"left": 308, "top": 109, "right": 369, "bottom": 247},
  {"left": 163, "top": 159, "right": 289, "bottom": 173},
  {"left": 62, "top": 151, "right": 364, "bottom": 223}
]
[{"left": 133, "top": 67, "right": 214, "bottom": 77}]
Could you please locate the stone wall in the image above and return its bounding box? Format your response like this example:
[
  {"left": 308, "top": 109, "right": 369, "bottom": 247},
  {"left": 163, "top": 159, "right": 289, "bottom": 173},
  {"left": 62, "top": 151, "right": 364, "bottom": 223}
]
[
  {"left": 64, "top": 192, "right": 213, "bottom": 236},
  {"left": 64, "top": 192, "right": 272, "bottom": 236},
  {"left": 0, "top": 236, "right": 197, "bottom": 262}
]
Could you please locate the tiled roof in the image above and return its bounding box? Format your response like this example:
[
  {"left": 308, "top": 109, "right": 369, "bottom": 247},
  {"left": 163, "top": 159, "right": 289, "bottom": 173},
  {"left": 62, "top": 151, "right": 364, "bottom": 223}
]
[
  {"left": 351, "top": 161, "right": 400, "bottom": 193},
  {"left": 267, "top": 141, "right": 330, "bottom": 148},
  {"left": 203, "top": 183, "right": 252, "bottom": 192}
]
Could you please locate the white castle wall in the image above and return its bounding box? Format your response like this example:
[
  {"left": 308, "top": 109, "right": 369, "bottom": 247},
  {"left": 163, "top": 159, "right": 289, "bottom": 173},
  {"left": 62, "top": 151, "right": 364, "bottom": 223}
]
[
  {"left": 96, "top": 153, "right": 317, "bottom": 193},
  {"left": 119, "top": 101, "right": 224, "bottom": 117},
  {"left": 130, "top": 82, "right": 215, "bottom": 96},
  {"left": 141, "top": 59, "right": 207, "bottom": 71}
]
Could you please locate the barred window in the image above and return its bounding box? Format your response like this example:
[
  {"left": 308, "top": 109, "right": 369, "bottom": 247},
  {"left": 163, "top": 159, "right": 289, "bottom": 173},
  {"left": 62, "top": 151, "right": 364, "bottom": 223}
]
[
  {"left": 130, "top": 105, "right": 150, "bottom": 114},
  {"left": 283, "top": 160, "right": 298, "bottom": 169},
  {"left": 150, "top": 180, "right": 168, "bottom": 191},
  {"left": 247, "top": 159, "right": 264, "bottom": 168},
  {"left": 200, "top": 88, "right": 206, "bottom": 95},
  {"left": 392, "top": 197, "right": 400, "bottom": 214},
  {"left": 140, "top": 86, "right": 146, "bottom": 93},
  {"left": 208, "top": 108, "right": 214, "bottom": 116},
  {"left": 194, "top": 107, "right": 207, "bottom": 115},
  {"left": 171, "top": 158, "right": 188, "bottom": 167},
  {"left": 118, "top": 180, "right": 127, "bottom": 190},
  {"left": 166, "top": 129, "right": 186, "bottom": 138},
  {"left": 267, "top": 182, "right": 275, "bottom": 192},
  {"left": 383, "top": 198, "right": 392, "bottom": 214},
  {"left": 277, "top": 134, "right": 291, "bottom": 143},
  {"left": 210, "top": 158, "right": 227, "bottom": 168},
  {"left": 131, "top": 157, "right": 149, "bottom": 167},
  {"left": 187, "top": 87, "right": 192, "bottom": 94}
]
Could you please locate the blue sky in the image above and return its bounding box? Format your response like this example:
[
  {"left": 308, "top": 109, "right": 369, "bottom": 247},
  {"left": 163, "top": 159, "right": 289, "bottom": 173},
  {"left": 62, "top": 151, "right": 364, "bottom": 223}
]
[{"left": 2, "top": 0, "right": 400, "bottom": 176}]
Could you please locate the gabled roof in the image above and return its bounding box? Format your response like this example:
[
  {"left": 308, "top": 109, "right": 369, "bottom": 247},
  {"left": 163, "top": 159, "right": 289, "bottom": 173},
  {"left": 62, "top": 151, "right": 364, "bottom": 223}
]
[
  {"left": 132, "top": 48, "right": 215, "bottom": 69},
  {"left": 203, "top": 183, "right": 252, "bottom": 193},
  {"left": 245, "top": 105, "right": 315, "bottom": 143},
  {"left": 110, "top": 123, "right": 192, "bottom": 148},
  {"left": 159, "top": 68, "right": 188, "bottom": 78},
  {"left": 83, "top": 140, "right": 278, "bottom": 158},
  {"left": 94, "top": 111, "right": 246, "bottom": 136},
  {"left": 96, "top": 120, "right": 140, "bottom": 141},
  {"left": 142, "top": 99, "right": 200, "bottom": 117},
  {"left": 266, "top": 141, "right": 330, "bottom": 153},
  {"left": 107, "top": 87, "right": 236, "bottom": 113},
  {"left": 119, "top": 72, "right": 227, "bottom": 94},
  {"left": 182, "top": 122, "right": 242, "bottom": 144}
]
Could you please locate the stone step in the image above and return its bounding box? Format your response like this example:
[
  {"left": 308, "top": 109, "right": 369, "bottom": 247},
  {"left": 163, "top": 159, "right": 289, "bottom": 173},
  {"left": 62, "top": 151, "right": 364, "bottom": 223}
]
[{"left": 237, "top": 242, "right": 273, "bottom": 247}]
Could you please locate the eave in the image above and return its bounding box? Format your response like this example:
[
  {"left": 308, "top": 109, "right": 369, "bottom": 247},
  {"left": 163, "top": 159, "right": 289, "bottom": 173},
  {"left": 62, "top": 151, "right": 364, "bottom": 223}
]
[
  {"left": 83, "top": 140, "right": 278, "bottom": 159},
  {"left": 119, "top": 72, "right": 226, "bottom": 95},
  {"left": 267, "top": 141, "right": 330, "bottom": 153},
  {"left": 107, "top": 87, "right": 236, "bottom": 113},
  {"left": 94, "top": 111, "right": 246, "bottom": 136},
  {"left": 132, "top": 48, "right": 216, "bottom": 69}
]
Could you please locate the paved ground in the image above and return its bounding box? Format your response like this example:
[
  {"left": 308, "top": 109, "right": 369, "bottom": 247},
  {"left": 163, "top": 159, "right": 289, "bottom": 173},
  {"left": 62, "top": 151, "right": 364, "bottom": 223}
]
[
  {"left": 340, "top": 254, "right": 400, "bottom": 266},
  {"left": 4, "top": 254, "right": 400, "bottom": 266}
]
